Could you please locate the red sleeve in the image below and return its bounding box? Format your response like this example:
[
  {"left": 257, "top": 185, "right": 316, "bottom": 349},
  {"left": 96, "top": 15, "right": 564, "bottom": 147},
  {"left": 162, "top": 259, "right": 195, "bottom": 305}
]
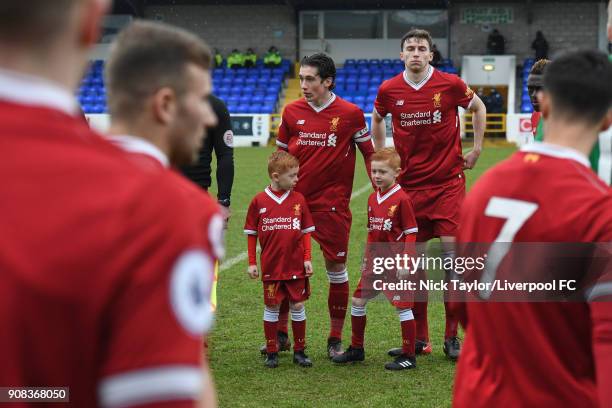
[
  {"left": 451, "top": 76, "right": 475, "bottom": 109},
  {"left": 247, "top": 234, "right": 257, "bottom": 266},
  {"left": 99, "top": 179, "right": 215, "bottom": 406},
  {"left": 302, "top": 232, "right": 312, "bottom": 261},
  {"left": 591, "top": 301, "right": 612, "bottom": 407},
  {"left": 275, "top": 109, "right": 290, "bottom": 150},
  {"left": 373, "top": 81, "right": 389, "bottom": 117},
  {"left": 243, "top": 196, "right": 259, "bottom": 236},
  {"left": 400, "top": 197, "right": 418, "bottom": 238}
]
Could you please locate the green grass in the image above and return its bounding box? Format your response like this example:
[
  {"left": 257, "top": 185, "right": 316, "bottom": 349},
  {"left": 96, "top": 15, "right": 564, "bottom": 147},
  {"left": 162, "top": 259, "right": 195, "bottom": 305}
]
[{"left": 207, "top": 145, "right": 515, "bottom": 408}]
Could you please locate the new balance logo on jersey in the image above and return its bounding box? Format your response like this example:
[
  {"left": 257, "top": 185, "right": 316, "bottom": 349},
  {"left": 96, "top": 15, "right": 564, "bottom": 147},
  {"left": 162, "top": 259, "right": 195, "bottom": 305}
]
[
  {"left": 327, "top": 133, "right": 337, "bottom": 147},
  {"left": 259, "top": 208, "right": 267, "bottom": 214},
  {"left": 336, "top": 251, "right": 346, "bottom": 257},
  {"left": 396, "top": 100, "right": 404, "bottom": 106},
  {"left": 433, "top": 110, "right": 442, "bottom": 124},
  {"left": 297, "top": 119, "right": 305, "bottom": 125},
  {"left": 383, "top": 219, "right": 392, "bottom": 231}
]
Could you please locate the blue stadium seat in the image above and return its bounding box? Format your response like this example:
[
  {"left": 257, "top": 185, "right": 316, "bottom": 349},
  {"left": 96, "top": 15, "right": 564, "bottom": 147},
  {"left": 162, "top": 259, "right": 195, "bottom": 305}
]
[
  {"left": 236, "top": 68, "right": 247, "bottom": 75},
  {"left": 381, "top": 59, "right": 392, "bottom": 65},
  {"left": 334, "top": 85, "right": 345, "bottom": 93},
  {"left": 264, "top": 95, "right": 277, "bottom": 103},
  {"left": 354, "top": 95, "right": 366, "bottom": 105},
  {"left": 251, "top": 95, "right": 264, "bottom": 104},
  {"left": 368, "top": 75, "right": 381, "bottom": 84},
  {"left": 345, "top": 58, "right": 356, "bottom": 66},
  {"left": 233, "top": 77, "right": 245, "bottom": 85},
  {"left": 357, "top": 59, "right": 368, "bottom": 65},
  {"left": 221, "top": 77, "right": 232, "bottom": 86},
  {"left": 227, "top": 104, "right": 238, "bottom": 113},
  {"left": 358, "top": 68, "right": 370, "bottom": 76},
  {"left": 365, "top": 103, "right": 374, "bottom": 112},
  {"left": 218, "top": 86, "right": 230, "bottom": 94},
  {"left": 346, "top": 83, "right": 357, "bottom": 92},
  {"left": 238, "top": 95, "right": 250, "bottom": 104},
  {"left": 227, "top": 95, "right": 240, "bottom": 104},
  {"left": 236, "top": 104, "right": 250, "bottom": 113},
  {"left": 344, "top": 96, "right": 354, "bottom": 103},
  {"left": 230, "top": 86, "right": 242, "bottom": 95},
  {"left": 369, "top": 59, "right": 380, "bottom": 65},
  {"left": 242, "top": 85, "right": 256, "bottom": 94},
  {"left": 346, "top": 76, "right": 358, "bottom": 84},
  {"left": 521, "top": 104, "right": 533, "bottom": 113}
]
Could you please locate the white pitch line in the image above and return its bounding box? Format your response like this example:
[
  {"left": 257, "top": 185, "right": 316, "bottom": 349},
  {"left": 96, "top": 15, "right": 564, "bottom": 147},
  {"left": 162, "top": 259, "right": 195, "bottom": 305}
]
[{"left": 220, "top": 182, "right": 372, "bottom": 271}]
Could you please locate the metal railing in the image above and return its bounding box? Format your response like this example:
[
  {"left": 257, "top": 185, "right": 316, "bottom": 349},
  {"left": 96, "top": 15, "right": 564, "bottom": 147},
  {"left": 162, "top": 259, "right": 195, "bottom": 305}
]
[{"left": 464, "top": 113, "right": 506, "bottom": 134}]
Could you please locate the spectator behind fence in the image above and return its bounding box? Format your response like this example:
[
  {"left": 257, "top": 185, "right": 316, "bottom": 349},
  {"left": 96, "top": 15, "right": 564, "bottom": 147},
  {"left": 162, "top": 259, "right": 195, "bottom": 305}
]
[
  {"left": 214, "top": 48, "right": 224, "bottom": 68},
  {"left": 486, "top": 29, "right": 505, "bottom": 55},
  {"left": 244, "top": 48, "right": 257, "bottom": 68},
  {"left": 531, "top": 31, "right": 549, "bottom": 61},
  {"left": 264, "top": 46, "right": 282, "bottom": 68},
  {"left": 227, "top": 49, "right": 245, "bottom": 69}
]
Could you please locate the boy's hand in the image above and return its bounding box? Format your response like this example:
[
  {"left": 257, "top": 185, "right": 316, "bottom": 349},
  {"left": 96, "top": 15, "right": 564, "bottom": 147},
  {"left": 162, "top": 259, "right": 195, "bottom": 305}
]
[
  {"left": 304, "top": 261, "right": 313, "bottom": 277},
  {"left": 248, "top": 265, "right": 259, "bottom": 279}
]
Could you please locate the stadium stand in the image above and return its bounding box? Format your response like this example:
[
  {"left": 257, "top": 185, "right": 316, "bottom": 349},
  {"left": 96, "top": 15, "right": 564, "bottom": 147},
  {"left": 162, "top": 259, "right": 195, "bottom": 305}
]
[
  {"left": 519, "top": 57, "right": 535, "bottom": 113},
  {"left": 335, "top": 58, "right": 458, "bottom": 113},
  {"left": 77, "top": 58, "right": 292, "bottom": 115}
]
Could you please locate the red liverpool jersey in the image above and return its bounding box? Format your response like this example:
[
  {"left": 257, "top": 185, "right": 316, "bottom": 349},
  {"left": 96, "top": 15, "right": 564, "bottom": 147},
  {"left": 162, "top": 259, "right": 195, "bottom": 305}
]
[
  {"left": 107, "top": 134, "right": 226, "bottom": 261},
  {"left": 244, "top": 187, "right": 315, "bottom": 281},
  {"left": 276, "top": 94, "right": 374, "bottom": 211},
  {"left": 454, "top": 143, "right": 612, "bottom": 408},
  {"left": 374, "top": 66, "right": 475, "bottom": 190},
  {"left": 367, "top": 184, "right": 418, "bottom": 243},
  {"left": 0, "top": 72, "right": 220, "bottom": 407}
]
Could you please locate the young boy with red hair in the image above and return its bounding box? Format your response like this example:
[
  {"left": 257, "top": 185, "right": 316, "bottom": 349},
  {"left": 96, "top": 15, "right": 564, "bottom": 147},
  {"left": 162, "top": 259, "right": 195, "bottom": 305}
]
[
  {"left": 244, "top": 151, "right": 315, "bottom": 368},
  {"left": 333, "top": 148, "right": 419, "bottom": 370}
]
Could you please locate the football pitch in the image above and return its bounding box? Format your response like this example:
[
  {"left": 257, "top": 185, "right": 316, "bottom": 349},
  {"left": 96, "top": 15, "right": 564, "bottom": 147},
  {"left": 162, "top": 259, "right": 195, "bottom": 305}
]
[{"left": 208, "top": 144, "right": 516, "bottom": 408}]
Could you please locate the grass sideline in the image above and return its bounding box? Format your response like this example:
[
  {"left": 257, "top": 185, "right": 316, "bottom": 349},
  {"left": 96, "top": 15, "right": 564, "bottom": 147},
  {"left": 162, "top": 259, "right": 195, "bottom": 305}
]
[{"left": 207, "top": 145, "right": 516, "bottom": 407}]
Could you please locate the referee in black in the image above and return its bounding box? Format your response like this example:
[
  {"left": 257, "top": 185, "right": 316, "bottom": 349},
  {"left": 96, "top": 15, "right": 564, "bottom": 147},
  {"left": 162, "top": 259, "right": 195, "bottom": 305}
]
[
  {"left": 182, "top": 94, "right": 234, "bottom": 218},
  {"left": 182, "top": 94, "right": 234, "bottom": 313}
]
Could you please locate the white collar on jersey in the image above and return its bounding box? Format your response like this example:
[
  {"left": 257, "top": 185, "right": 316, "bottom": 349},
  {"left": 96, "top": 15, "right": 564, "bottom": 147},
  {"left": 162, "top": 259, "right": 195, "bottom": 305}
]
[
  {"left": 0, "top": 67, "right": 79, "bottom": 116},
  {"left": 403, "top": 65, "right": 434, "bottom": 91},
  {"left": 265, "top": 186, "right": 291, "bottom": 204},
  {"left": 308, "top": 92, "right": 336, "bottom": 113},
  {"left": 377, "top": 184, "right": 401, "bottom": 205},
  {"left": 521, "top": 142, "right": 590, "bottom": 168},
  {"left": 106, "top": 134, "right": 170, "bottom": 168}
]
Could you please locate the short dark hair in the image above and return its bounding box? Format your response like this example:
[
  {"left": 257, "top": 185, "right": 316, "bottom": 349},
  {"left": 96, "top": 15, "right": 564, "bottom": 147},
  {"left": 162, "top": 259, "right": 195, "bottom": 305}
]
[
  {"left": 300, "top": 53, "right": 336, "bottom": 91},
  {"left": 543, "top": 49, "right": 612, "bottom": 123},
  {"left": 0, "top": 0, "right": 79, "bottom": 46},
  {"left": 401, "top": 29, "right": 433, "bottom": 51},
  {"left": 106, "top": 20, "right": 212, "bottom": 121}
]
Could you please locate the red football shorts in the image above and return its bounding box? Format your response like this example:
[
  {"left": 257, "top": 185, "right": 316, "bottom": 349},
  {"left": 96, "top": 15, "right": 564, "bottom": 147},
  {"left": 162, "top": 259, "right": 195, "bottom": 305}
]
[
  {"left": 405, "top": 175, "right": 465, "bottom": 242},
  {"left": 353, "top": 275, "right": 414, "bottom": 309},
  {"left": 311, "top": 209, "right": 352, "bottom": 263},
  {"left": 262, "top": 279, "right": 310, "bottom": 306}
]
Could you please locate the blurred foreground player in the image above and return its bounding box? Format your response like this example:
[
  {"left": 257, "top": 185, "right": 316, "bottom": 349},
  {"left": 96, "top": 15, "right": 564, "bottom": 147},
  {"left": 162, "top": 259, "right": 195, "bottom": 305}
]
[
  {"left": 0, "top": 2, "right": 219, "bottom": 407},
  {"left": 105, "top": 21, "right": 226, "bottom": 407},
  {"left": 245, "top": 151, "right": 315, "bottom": 368},
  {"left": 275, "top": 53, "right": 375, "bottom": 357},
  {"left": 453, "top": 50, "right": 612, "bottom": 407}
]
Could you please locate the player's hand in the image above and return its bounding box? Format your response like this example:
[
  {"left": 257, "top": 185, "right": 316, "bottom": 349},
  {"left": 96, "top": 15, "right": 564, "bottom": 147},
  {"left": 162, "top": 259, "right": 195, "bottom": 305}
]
[
  {"left": 304, "top": 261, "right": 313, "bottom": 277},
  {"left": 463, "top": 149, "right": 481, "bottom": 170},
  {"left": 221, "top": 206, "right": 231, "bottom": 229},
  {"left": 247, "top": 265, "right": 259, "bottom": 279}
]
